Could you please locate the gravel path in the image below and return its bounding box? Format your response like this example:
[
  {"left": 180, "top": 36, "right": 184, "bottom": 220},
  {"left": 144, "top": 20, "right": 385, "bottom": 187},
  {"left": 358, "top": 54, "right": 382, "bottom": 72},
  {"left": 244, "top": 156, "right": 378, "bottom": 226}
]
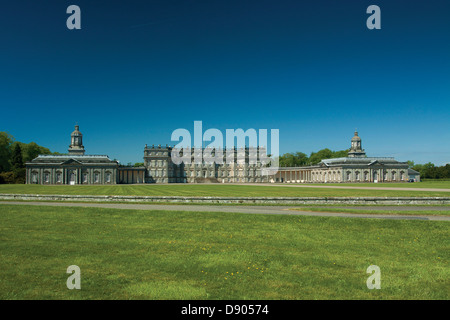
[{"left": 1, "top": 201, "right": 449, "bottom": 221}]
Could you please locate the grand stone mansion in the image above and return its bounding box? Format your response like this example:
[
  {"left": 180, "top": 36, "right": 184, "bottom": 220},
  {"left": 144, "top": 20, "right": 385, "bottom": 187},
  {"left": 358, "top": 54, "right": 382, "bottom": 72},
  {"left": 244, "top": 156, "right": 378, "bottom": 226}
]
[{"left": 26, "top": 125, "right": 415, "bottom": 184}]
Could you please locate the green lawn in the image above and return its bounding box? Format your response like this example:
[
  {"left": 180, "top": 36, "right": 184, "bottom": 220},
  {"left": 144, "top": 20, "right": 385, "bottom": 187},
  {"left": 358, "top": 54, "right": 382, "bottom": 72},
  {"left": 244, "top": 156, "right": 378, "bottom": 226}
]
[
  {"left": 0, "top": 204, "right": 448, "bottom": 299},
  {"left": 0, "top": 184, "right": 449, "bottom": 198},
  {"left": 306, "top": 181, "right": 450, "bottom": 189},
  {"left": 290, "top": 206, "right": 450, "bottom": 216}
]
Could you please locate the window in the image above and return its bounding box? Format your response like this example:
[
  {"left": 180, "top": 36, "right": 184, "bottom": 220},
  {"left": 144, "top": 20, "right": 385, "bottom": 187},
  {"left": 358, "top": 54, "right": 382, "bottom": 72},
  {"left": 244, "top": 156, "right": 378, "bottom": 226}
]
[
  {"left": 364, "top": 172, "right": 368, "bottom": 181},
  {"left": 400, "top": 171, "right": 405, "bottom": 180},
  {"left": 94, "top": 173, "right": 100, "bottom": 183},
  {"left": 83, "top": 173, "right": 88, "bottom": 183},
  {"left": 106, "top": 173, "right": 111, "bottom": 183},
  {"left": 56, "top": 173, "right": 62, "bottom": 183},
  {"left": 347, "top": 171, "right": 351, "bottom": 181},
  {"left": 44, "top": 173, "right": 50, "bottom": 183},
  {"left": 355, "top": 171, "right": 360, "bottom": 181},
  {"left": 392, "top": 171, "right": 396, "bottom": 180},
  {"left": 32, "top": 173, "right": 38, "bottom": 183}
]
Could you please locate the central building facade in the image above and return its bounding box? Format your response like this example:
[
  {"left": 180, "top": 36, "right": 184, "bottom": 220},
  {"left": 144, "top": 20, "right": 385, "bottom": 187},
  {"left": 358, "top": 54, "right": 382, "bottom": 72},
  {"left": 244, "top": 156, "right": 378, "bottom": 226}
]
[{"left": 143, "top": 145, "right": 270, "bottom": 183}]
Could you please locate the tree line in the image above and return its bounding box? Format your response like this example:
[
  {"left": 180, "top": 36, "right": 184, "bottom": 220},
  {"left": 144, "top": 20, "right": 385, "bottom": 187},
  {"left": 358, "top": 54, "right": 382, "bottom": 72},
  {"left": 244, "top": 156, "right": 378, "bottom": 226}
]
[
  {"left": 0, "top": 132, "right": 60, "bottom": 184},
  {"left": 278, "top": 148, "right": 349, "bottom": 167},
  {"left": 408, "top": 161, "right": 450, "bottom": 180}
]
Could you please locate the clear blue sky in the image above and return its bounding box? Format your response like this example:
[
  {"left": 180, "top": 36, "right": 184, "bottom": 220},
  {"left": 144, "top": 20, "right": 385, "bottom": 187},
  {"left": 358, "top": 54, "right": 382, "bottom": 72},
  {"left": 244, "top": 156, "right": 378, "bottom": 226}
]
[{"left": 1, "top": 0, "right": 449, "bottom": 165}]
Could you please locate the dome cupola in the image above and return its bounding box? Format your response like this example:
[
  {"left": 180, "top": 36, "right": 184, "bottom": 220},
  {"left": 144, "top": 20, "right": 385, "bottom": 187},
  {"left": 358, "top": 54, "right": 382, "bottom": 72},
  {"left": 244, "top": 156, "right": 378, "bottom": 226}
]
[
  {"left": 348, "top": 130, "right": 366, "bottom": 158},
  {"left": 68, "top": 125, "right": 85, "bottom": 155}
]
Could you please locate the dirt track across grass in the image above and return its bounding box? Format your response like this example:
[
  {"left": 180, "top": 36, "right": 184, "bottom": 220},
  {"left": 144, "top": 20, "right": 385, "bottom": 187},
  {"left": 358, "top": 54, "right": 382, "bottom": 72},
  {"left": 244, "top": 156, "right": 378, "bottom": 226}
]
[{"left": 1, "top": 201, "right": 449, "bottom": 221}]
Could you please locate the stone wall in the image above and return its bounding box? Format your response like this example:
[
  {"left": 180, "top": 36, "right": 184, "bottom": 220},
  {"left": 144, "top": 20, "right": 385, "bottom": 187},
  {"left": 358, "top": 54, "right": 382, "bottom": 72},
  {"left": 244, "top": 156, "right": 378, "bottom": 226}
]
[{"left": 0, "top": 194, "right": 448, "bottom": 205}]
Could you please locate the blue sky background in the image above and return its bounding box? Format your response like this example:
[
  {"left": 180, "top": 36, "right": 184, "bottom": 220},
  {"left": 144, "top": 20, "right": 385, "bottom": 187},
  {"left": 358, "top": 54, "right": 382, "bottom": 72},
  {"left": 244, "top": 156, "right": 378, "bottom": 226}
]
[{"left": 1, "top": 0, "right": 449, "bottom": 165}]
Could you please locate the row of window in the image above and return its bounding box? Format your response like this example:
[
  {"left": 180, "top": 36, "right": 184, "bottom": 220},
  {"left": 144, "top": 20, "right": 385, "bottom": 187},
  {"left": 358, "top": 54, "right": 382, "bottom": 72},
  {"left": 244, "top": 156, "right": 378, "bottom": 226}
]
[
  {"left": 32, "top": 171, "right": 112, "bottom": 184},
  {"left": 147, "top": 160, "right": 264, "bottom": 168},
  {"left": 310, "top": 170, "right": 406, "bottom": 182},
  {"left": 148, "top": 169, "right": 263, "bottom": 178}
]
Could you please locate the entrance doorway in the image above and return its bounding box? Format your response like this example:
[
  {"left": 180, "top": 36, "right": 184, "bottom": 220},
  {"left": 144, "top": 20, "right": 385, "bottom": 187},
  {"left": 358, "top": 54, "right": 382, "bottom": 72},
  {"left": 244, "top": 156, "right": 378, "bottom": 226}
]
[{"left": 69, "top": 172, "right": 75, "bottom": 185}]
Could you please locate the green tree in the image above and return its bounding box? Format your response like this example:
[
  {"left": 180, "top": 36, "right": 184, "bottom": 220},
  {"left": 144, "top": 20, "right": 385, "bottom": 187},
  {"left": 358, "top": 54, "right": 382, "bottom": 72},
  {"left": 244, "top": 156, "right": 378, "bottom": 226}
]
[
  {"left": 23, "top": 142, "right": 52, "bottom": 163},
  {"left": 11, "top": 143, "right": 24, "bottom": 170},
  {"left": 0, "top": 132, "right": 14, "bottom": 172},
  {"left": 309, "top": 148, "right": 333, "bottom": 165},
  {"left": 9, "top": 143, "right": 26, "bottom": 184},
  {"left": 294, "top": 152, "right": 309, "bottom": 166},
  {"left": 333, "top": 149, "right": 349, "bottom": 158}
]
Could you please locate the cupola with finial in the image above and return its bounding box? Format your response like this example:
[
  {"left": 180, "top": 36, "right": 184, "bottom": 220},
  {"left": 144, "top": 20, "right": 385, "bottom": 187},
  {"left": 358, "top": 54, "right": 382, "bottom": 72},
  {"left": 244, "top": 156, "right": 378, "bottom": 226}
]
[
  {"left": 348, "top": 129, "right": 366, "bottom": 158},
  {"left": 68, "top": 124, "right": 85, "bottom": 155}
]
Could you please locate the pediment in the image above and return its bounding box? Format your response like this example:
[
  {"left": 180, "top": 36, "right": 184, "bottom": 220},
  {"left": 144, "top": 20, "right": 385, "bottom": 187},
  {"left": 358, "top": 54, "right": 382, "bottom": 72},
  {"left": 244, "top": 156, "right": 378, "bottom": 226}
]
[
  {"left": 60, "top": 158, "right": 83, "bottom": 165},
  {"left": 368, "top": 160, "right": 385, "bottom": 167}
]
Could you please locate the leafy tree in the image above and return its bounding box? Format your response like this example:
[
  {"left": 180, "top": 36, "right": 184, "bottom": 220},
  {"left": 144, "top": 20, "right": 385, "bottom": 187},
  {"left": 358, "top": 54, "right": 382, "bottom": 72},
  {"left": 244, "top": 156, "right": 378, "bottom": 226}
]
[
  {"left": 11, "top": 143, "right": 24, "bottom": 170},
  {"left": 0, "top": 171, "right": 15, "bottom": 184},
  {"left": 23, "top": 142, "right": 52, "bottom": 163},
  {"left": 333, "top": 150, "right": 349, "bottom": 158},
  {"left": 9, "top": 143, "right": 26, "bottom": 184},
  {"left": 440, "top": 164, "right": 450, "bottom": 178},
  {"left": 0, "top": 133, "right": 58, "bottom": 184},
  {"left": 279, "top": 149, "right": 348, "bottom": 167},
  {"left": 309, "top": 148, "right": 334, "bottom": 165},
  {"left": 0, "top": 132, "right": 14, "bottom": 172}
]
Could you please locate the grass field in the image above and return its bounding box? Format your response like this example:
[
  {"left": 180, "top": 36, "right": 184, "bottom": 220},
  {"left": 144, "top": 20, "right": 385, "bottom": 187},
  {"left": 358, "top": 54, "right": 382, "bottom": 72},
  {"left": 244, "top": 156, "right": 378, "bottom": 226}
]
[
  {"left": 0, "top": 204, "right": 448, "bottom": 299},
  {"left": 317, "top": 181, "right": 450, "bottom": 189},
  {"left": 0, "top": 183, "right": 449, "bottom": 198},
  {"left": 290, "top": 206, "right": 450, "bottom": 216}
]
